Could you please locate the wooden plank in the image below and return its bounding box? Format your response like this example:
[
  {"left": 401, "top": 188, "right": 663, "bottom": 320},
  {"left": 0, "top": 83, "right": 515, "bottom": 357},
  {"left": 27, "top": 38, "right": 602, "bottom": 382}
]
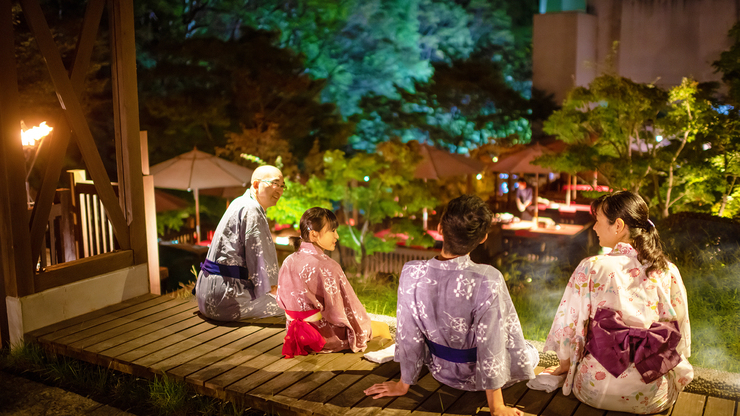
[
  {"left": 149, "top": 324, "right": 258, "bottom": 373},
  {"left": 34, "top": 250, "right": 135, "bottom": 292},
  {"left": 502, "top": 380, "right": 530, "bottom": 407},
  {"left": 185, "top": 329, "right": 285, "bottom": 387},
  {"left": 85, "top": 303, "right": 198, "bottom": 355},
  {"left": 128, "top": 324, "right": 238, "bottom": 371},
  {"left": 65, "top": 299, "right": 194, "bottom": 352},
  {"left": 409, "top": 383, "right": 465, "bottom": 416},
  {"left": 99, "top": 315, "right": 206, "bottom": 364},
  {"left": 225, "top": 351, "right": 316, "bottom": 396},
  {"left": 205, "top": 343, "right": 287, "bottom": 394},
  {"left": 515, "top": 388, "right": 557, "bottom": 415},
  {"left": 703, "top": 396, "right": 736, "bottom": 416},
  {"left": 249, "top": 352, "right": 345, "bottom": 401},
  {"left": 287, "top": 356, "right": 382, "bottom": 415},
  {"left": 439, "top": 390, "right": 487, "bottom": 416},
  {"left": 572, "top": 403, "right": 606, "bottom": 416},
  {"left": 667, "top": 392, "right": 705, "bottom": 416},
  {"left": 269, "top": 346, "right": 384, "bottom": 412},
  {"left": 321, "top": 361, "right": 401, "bottom": 416},
  {"left": 37, "top": 294, "right": 172, "bottom": 343},
  {"left": 541, "top": 390, "right": 580, "bottom": 416},
  {"left": 25, "top": 293, "right": 156, "bottom": 340},
  {"left": 377, "top": 371, "right": 441, "bottom": 416},
  {"left": 19, "top": 0, "right": 130, "bottom": 248}
]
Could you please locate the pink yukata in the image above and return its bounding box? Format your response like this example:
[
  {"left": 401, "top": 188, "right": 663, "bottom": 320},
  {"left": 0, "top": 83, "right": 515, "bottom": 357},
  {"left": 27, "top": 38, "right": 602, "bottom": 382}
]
[
  {"left": 277, "top": 242, "right": 372, "bottom": 355},
  {"left": 544, "top": 242, "right": 693, "bottom": 414}
]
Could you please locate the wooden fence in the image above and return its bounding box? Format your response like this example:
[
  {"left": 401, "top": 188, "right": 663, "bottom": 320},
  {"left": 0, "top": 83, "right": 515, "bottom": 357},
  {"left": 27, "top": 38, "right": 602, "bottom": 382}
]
[{"left": 338, "top": 245, "right": 437, "bottom": 276}]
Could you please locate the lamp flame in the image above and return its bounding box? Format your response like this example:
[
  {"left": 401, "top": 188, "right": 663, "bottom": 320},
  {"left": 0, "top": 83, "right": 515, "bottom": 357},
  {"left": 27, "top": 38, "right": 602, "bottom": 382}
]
[{"left": 21, "top": 122, "right": 53, "bottom": 147}]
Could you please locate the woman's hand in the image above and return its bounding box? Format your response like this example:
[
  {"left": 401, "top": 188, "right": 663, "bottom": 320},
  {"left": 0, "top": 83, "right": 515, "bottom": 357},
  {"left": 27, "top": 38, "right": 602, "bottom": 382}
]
[
  {"left": 542, "top": 358, "right": 570, "bottom": 376},
  {"left": 492, "top": 405, "right": 523, "bottom": 416},
  {"left": 364, "top": 380, "right": 409, "bottom": 399}
]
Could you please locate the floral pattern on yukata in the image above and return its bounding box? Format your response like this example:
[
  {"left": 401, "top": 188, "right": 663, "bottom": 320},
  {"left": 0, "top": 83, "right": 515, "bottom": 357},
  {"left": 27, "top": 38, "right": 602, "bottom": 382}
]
[
  {"left": 277, "top": 242, "right": 371, "bottom": 353},
  {"left": 195, "top": 190, "right": 282, "bottom": 321},
  {"left": 395, "top": 255, "right": 536, "bottom": 391},
  {"left": 544, "top": 243, "right": 693, "bottom": 414}
]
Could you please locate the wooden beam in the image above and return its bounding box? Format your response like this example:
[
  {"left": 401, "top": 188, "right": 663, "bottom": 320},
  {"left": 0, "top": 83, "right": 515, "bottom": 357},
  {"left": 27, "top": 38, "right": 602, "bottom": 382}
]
[
  {"left": 19, "top": 0, "right": 131, "bottom": 250},
  {"left": 29, "top": 0, "right": 105, "bottom": 267},
  {"left": 0, "top": 0, "right": 35, "bottom": 301},
  {"left": 109, "top": 0, "right": 147, "bottom": 265},
  {"left": 33, "top": 250, "right": 134, "bottom": 293}
]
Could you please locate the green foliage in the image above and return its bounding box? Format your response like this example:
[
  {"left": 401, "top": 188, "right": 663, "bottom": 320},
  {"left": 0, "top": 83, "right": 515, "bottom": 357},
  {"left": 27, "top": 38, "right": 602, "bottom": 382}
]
[
  {"left": 351, "top": 58, "right": 532, "bottom": 152},
  {"left": 713, "top": 21, "right": 740, "bottom": 106},
  {"left": 156, "top": 209, "right": 191, "bottom": 236},
  {"left": 149, "top": 375, "right": 189, "bottom": 415}
]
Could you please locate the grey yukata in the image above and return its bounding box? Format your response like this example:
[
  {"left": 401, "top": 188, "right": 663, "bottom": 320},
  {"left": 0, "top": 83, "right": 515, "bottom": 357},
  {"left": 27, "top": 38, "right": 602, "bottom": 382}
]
[
  {"left": 195, "top": 190, "right": 282, "bottom": 320},
  {"left": 395, "top": 255, "right": 537, "bottom": 391}
]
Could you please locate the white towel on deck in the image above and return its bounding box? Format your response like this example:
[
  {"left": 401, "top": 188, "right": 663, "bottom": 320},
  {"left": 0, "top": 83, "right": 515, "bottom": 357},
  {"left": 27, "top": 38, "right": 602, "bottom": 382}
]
[
  {"left": 364, "top": 344, "right": 395, "bottom": 364},
  {"left": 526, "top": 372, "right": 566, "bottom": 393}
]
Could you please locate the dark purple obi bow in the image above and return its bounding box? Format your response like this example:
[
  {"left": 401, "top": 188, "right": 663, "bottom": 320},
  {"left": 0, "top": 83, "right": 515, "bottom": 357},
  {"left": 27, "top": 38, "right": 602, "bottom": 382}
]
[{"left": 585, "top": 307, "right": 682, "bottom": 384}]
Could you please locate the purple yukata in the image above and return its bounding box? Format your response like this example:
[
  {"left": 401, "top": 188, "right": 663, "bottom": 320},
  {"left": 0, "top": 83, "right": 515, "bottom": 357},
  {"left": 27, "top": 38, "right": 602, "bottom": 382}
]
[
  {"left": 544, "top": 242, "right": 693, "bottom": 414},
  {"left": 395, "top": 255, "right": 537, "bottom": 391},
  {"left": 277, "top": 242, "right": 372, "bottom": 353},
  {"left": 195, "top": 191, "right": 282, "bottom": 320}
]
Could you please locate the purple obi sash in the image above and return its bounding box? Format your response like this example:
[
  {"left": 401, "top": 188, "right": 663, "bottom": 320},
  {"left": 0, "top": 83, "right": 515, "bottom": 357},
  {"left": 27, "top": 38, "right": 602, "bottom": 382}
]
[
  {"left": 585, "top": 307, "right": 682, "bottom": 383},
  {"left": 200, "top": 259, "right": 256, "bottom": 300},
  {"left": 425, "top": 338, "right": 477, "bottom": 363}
]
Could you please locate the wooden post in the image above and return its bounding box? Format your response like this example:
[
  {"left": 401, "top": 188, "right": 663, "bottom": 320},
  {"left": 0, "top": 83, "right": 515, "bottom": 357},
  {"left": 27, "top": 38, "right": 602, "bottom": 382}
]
[
  {"left": 0, "top": 0, "right": 35, "bottom": 347},
  {"left": 141, "top": 131, "right": 160, "bottom": 294},
  {"left": 109, "top": 0, "right": 147, "bottom": 265},
  {"left": 59, "top": 189, "right": 77, "bottom": 262}
]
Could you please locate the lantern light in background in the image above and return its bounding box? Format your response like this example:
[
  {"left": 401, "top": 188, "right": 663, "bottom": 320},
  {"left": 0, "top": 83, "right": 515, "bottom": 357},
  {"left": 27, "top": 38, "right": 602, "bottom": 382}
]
[{"left": 476, "top": 173, "right": 482, "bottom": 180}]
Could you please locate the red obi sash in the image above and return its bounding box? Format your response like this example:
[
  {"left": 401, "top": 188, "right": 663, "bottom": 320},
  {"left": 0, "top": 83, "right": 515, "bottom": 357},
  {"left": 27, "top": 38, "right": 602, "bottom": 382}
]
[
  {"left": 585, "top": 307, "right": 682, "bottom": 383},
  {"left": 282, "top": 309, "right": 326, "bottom": 359}
]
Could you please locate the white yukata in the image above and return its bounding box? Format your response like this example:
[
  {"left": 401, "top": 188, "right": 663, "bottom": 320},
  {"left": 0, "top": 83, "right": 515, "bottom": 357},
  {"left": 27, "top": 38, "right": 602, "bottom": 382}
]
[
  {"left": 544, "top": 242, "right": 693, "bottom": 414},
  {"left": 395, "top": 255, "right": 538, "bottom": 391},
  {"left": 195, "top": 190, "right": 283, "bottom": 321}
]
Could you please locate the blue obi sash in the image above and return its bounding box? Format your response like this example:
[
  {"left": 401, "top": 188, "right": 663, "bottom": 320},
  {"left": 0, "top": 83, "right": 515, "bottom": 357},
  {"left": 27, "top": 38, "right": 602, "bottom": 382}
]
[
  {"left": 425, "top": 338, "right": 477, "bottom": 363},
  {"left": 200, "top": 259, "right": 256, "bottom": 300}
]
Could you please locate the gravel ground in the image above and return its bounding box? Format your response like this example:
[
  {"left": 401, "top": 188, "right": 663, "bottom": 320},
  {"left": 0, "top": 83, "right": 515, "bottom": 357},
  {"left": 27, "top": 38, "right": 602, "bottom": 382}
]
[{"left": 368, "top": 314, "right": 740, "bottom": 400}]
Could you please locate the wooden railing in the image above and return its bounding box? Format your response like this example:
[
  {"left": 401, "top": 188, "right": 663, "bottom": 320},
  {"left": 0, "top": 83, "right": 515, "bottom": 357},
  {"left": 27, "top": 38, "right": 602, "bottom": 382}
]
[{"left": 338, "top": 245, "right": 438, "bottom": 276}]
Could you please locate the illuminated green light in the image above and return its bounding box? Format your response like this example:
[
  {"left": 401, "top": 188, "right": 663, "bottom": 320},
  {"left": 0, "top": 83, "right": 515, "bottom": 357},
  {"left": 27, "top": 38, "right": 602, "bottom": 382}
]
[
  {"left": 476, "top": 173, "right": 482, "bottom": 180},
  {"left": 363, "top": 176, "right": 370, "bottom": 182}
]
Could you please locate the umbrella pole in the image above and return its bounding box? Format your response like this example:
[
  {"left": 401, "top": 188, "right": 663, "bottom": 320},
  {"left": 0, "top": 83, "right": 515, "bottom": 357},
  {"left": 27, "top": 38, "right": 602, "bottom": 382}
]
[
  {"left": 534, "top": 173, "right": 539, "bottom": 226},
  {"left": 423, "top": 178, "right": 428, "bottom": 230},
  {"left": 195, "top": 188, "right": 201, "bottom": 243}
]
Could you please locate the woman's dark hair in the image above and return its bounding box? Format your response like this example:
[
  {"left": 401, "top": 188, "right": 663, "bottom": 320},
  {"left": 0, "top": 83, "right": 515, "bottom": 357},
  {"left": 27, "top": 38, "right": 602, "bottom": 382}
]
[
  {"left": 291, "top": 207, "right": 339, "bottom": 251},
  {"left": 591, "top": 191, "right": 668, "bottom": 275},
  {"left": 440, "top": 195, "right": 492, "bottom": 255}
]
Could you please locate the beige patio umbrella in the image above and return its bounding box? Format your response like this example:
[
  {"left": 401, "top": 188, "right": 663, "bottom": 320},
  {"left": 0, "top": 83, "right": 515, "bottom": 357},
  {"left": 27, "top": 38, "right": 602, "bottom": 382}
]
[
  {"left": 414, "top": 143, "right": 486, "bottom": 229},
  {"left": 150, "top": 148, "right": 254, "bottom": 242},
  {"left": 487, "top": 143, "right": 555, "bottom": 222}
]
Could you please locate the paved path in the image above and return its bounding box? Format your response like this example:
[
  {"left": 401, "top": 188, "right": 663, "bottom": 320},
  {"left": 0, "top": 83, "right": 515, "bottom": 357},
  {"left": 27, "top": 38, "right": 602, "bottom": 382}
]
[{"left": 0, "top": 370, "right": 135, "bottom": 416}]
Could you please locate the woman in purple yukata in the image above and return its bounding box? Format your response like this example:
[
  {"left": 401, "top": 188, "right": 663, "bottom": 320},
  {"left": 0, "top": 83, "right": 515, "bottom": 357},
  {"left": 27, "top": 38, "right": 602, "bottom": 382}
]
[
  {"left": 543, "top": 191, "right": 692, "bottom": 414},
  {"left": 365, "top": 195, "right": 538, "bottom": 416},
  {"left": 277, "top": 207, "right": 373, "bottom": 358}
]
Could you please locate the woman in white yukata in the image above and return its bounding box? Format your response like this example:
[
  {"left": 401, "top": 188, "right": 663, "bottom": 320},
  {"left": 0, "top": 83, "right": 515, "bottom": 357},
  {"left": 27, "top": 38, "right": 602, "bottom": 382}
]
[
  {"left": 543, "top": 191, "right": 693, "bottom": 414},
  {"left": 277, "top": 207, "right": 375, "bottom": 358}
]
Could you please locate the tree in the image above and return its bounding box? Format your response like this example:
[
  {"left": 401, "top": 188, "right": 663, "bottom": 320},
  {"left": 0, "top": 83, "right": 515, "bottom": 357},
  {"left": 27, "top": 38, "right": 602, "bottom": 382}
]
[
  {"left": 351, "top": 57, "right": 532, "bottom": 152},
  {"left": 267, "top": 140, "right": 437, "bottom": 274}
]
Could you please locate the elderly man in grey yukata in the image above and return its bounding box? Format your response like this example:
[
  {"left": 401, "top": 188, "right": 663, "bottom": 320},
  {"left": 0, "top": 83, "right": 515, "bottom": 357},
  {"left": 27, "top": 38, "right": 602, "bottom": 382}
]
[
  {"left": 365, "top": 195, "right": 538, "bottom": 416},
  {"left": 195, "top": 165, "right": 286, "bottom": 321}
]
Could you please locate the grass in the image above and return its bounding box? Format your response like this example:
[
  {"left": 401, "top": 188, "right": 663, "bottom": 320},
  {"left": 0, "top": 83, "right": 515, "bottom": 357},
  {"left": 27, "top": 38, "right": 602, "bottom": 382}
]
[
  {"left": 0, "top": 343, "right": 266, "bottom": 416},
  {"left": 353, "top": 254, "right": 740, "bottom": 374}
]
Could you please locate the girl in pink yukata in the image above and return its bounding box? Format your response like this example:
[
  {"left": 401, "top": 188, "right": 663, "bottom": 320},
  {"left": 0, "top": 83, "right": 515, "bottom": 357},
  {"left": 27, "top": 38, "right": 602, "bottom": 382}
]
[
  {"left": 543, "top": 191, "right": 692, "bottom": 414},
  {"left": 277, "top": 207, "right": 373, "bottom": 358}
]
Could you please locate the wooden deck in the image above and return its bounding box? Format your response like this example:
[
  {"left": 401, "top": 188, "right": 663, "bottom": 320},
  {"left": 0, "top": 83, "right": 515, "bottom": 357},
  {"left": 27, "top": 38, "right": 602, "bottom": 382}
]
[{"left": 26, "top": 294, "right": 738, "bottom": 416}]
